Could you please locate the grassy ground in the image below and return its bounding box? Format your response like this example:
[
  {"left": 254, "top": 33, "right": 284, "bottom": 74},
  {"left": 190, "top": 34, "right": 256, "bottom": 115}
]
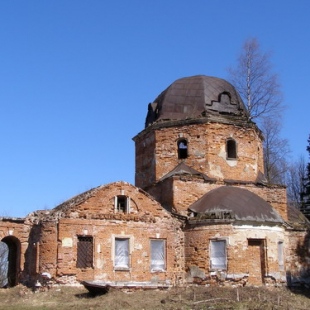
[{"left": 0, "top": 284, "right": 310, "bottom": 309}]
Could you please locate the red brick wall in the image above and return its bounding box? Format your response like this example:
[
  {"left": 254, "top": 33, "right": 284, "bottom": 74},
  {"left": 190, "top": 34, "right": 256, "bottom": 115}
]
[
  {"left": 185, "top": 224, "right": 287, "bottom": 286},
  {"left": 134, "top": 122, "right": 264, "bottom": 189},
  {"left": 37, "top": 182, "right": 185, "bottom": 285}
]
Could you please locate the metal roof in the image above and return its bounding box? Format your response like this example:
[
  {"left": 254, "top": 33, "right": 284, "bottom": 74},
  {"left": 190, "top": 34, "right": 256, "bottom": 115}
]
[
  {"left": 189, "top": 186, "right": 283, "bottom": 224},
  {"left": 159, "top": 162, "right": 216, "bottom": 182},
  {"left": 145, "top": 75, "right": 249, "bottom": 127}
]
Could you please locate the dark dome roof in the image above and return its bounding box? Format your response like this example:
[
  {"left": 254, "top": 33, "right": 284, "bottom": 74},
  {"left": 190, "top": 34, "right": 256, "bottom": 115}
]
[
  {"left": 189, "top": 186, "right": 283, "bottom": 224},
  {"left": 145, "top": 75, "right": 249, "bottom": 127}
]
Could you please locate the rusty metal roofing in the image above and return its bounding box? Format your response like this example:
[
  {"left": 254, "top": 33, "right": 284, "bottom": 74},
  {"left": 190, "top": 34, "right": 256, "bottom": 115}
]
[
  {"left": 145, "top": 75, "right": 249, "bottom": 127},
  {"left": 286, "top": 204, "right": 310, "bottom": 230},
  {"left": 159, "top": 162, "right": 216, "bottom": 182},
  {"left": 189, "top": 186, "right": 283, "bottom": 224}
]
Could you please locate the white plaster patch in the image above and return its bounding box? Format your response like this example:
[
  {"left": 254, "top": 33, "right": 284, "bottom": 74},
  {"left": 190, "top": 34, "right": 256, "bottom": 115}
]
[
  {"left": 226, "top": 159, "right": 237, "bottom": 167},
  {"left": 96, "top": 258, "right": 104, "bottom": 269},
  {"left": 135, "top": 243, "right": 143, "bottom": 250},
  {"left": 244, "top": 163, "right": 257, "bottom": 174},
  {"left": 218, "top": 145, "right": 226, "bottom": 160},
  {"left": 209, "top": 162, "right": 223, "bottom": 178},
  {"left": 62, "top": 238, "right": 73, "bottom": 247},
  {"left": 236, "top": 225, "right": 283, "bottom": 232}
]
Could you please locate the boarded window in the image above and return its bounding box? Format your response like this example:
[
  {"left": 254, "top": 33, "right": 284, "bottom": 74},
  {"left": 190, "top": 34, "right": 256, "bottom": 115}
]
[
  {"left": 150, "top": 239, "right": 166, "bottom": 271},
  {"left": 210, "top": 240, "right": 227, "bottom": 270},
  {"left": 178, "top": 139, "right": 188, "bottom": 159},
  {"left": 0, "top": 242, "right": 9, "bottom": 287},
  {"left": 77, "top": 236, "right": 93, "bottom": 268},
  {"left": 226, "top": 139, "right": 237, "bottom": 159},
  {"left": 278, "top": 241, "right": 284, "bottom": 270},
  {"left": 115, "top": 238, "right": 129, "bottom": 269}
]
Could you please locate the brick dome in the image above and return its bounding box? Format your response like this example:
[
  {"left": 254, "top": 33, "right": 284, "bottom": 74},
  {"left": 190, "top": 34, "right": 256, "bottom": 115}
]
[{"left": 145, "top": 75, "right": 249, "bottom": 128}]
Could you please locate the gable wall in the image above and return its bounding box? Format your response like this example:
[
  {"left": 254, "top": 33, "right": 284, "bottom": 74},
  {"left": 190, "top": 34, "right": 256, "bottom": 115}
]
[{"left": 37, "top": 182, "right": 185, "bottom": 286}]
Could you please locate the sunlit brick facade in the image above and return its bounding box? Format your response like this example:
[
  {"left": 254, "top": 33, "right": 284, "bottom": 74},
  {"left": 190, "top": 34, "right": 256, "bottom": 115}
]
[{"left": 1, "top": 75, "right": 309, "bottom": 288}]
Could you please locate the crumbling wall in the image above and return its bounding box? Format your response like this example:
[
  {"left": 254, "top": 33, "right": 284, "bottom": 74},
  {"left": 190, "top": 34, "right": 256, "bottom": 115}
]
[
  {"left": 134, "top": 121, "right": 264, "bottom": 190},
  {"left": 38, "top": 182, "right": 185, "bottom": 286},
  {"left": 285, "top": 229, "right": 310, "bottom": 286},
  {"left": 0, "top": 218, "right": 31, "bottom": 284},
  {"left": 185, "top": 223, "right": 286, "bottom": 286}
]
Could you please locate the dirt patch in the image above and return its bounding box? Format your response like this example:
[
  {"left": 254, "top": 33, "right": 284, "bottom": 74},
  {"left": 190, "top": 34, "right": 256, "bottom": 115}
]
[{"left": 0, "top": 285, "right": 310, "bottom": 310}]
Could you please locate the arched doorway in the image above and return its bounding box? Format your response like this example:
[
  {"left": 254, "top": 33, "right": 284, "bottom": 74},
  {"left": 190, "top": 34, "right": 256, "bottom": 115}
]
[{"left": 1, "top": 236, "right": 21, "bottom": 287}]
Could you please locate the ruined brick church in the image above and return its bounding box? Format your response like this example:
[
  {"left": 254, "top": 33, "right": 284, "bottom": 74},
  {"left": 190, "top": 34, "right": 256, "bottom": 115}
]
[{"left": 1, "top": 75, "right": 310, "bottom": 288}]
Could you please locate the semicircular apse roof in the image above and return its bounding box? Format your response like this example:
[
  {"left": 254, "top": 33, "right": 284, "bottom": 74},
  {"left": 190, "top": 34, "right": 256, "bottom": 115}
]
[
  {"left": 189, "top": 186, "right": 283, "bottom": 224},
  {"left": 145, "top": 75, "right": 249, "bottom": 127}
]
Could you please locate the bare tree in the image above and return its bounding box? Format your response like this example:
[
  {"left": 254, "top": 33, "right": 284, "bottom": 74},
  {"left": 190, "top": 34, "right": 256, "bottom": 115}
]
[
  {"left": 227, "top": 38, "right": 288, "bottom": 184},
  {"left": 262, "top": 117, "right": 289, "bottom": 184},
  {"left": 228, "top": 38, "right": 283, "bottom": 121},
  {"left": 286, "top": 156, "right": 307, "bottom": 208},
  {"left": 300, "top": 134, "right": 310, "bottom": 218}
]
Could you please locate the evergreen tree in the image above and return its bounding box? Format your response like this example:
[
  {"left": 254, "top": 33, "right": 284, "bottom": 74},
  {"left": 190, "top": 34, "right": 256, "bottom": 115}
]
[{"left": 300, "top": 135, "right": 310, "bottom": 219}]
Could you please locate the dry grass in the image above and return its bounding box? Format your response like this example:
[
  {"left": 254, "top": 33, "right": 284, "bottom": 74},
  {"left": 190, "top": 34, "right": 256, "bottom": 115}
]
[{"left": 0, "top": 284, "right": 310, "bottom": 309}]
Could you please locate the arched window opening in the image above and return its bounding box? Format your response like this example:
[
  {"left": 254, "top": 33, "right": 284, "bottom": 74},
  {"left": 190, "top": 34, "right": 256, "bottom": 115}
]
[
  {"left": 178, "top": 139, "right": 188, "bottom": 159},
  {"left": 226, "top": 139, "right": 237, "bottom": 159},
  {"left": 1, "top": 236, "right": 20, "bottom": 287},
  {"left": 219, "top": 92, "right": 231, "bottom": 105}
]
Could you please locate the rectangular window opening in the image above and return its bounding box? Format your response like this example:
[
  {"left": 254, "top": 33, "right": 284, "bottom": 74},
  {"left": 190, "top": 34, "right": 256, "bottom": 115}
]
[
  {"left": 115, "top": 238, "right": 130, "bottom": 269},
  {"left": 150, "top": 239, "right": 166, "bottom": 272},
  {"left": 77, "top": 236, "right": 93, "bottom": 268},
  {"left": 115, "top": 195, "right": 129, "bottom": 213},
  {"left": 210, "top": 239, "right": 227, "bottom": 270},
  {"left": 278, "top": 241, "right": 284, "bottom": 270}
]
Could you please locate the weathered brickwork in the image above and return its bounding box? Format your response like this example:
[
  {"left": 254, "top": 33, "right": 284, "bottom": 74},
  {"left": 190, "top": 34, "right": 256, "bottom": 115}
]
[
  {"left": 134, "top": 121, "right": 264, "bottom": 189},
  {"left": 0, "top": 219, "right": 31, "bottom": 284},
  {"left": 1, "top": 75, "right": 310, "bottom": 290},
  {"left": 32, "top": 182, "right": 185, "bottom": 286},
  {"left": 284, "top": 230, "right": 310, "bottom": 285},
  {"left": 185, "top": 224, "right": 287, "bottom": 286},
  {"left": 147, "top": 177, "right": 288, "bottom": 220}
]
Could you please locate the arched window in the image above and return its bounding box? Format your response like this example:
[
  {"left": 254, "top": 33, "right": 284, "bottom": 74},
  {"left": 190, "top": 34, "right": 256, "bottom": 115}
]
[
  {"left": 226, "top": 138, "right": 237, "bottom": 159},
  {"left": 219, "top": 92, "right": 231, "bottom": 105},
  {"left": 178, "top": 139, "right": 188, "bottom": 159}
]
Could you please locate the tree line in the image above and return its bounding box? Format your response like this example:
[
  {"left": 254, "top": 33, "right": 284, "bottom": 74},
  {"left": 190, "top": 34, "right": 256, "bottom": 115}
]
[{"left": 227, "top": 38, "right": 310, "bottom": 217}]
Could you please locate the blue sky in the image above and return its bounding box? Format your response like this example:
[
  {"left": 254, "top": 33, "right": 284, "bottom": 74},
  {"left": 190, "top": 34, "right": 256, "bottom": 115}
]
[{"left": 0, "top": 1, "right": 309, "bottom": 217}]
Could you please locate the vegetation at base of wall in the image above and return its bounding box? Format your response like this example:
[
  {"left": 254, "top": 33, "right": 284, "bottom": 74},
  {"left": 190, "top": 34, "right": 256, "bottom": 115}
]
[{"left": 1, "top": 285, "right": 310, "bottom": 310}]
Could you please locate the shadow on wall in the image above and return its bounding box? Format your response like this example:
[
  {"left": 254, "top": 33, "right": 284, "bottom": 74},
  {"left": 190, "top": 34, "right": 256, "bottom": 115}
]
[
  {"left": 22, "top": 224, "right": 41, "bottom": 287},
  {"left": 287, "top": 228, "right": 310, "bottom": 296}
]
